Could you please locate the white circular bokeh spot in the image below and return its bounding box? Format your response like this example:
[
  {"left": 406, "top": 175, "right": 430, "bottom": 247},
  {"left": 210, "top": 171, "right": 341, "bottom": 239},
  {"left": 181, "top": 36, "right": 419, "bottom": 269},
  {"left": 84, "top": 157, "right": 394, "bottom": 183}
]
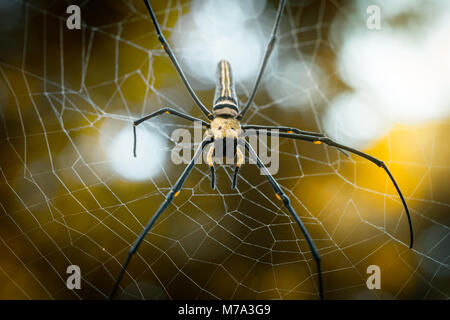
[
  {"left": 265, "top": 57, "right": 328, "bottom": 110},
  {"left": 171, "top": 0, "right": 269, "bottom": 89},
  {"left": 333, "top": 0, "right": 450, "bottom": 128},
  {"left": 108, "top": 127, "right": 167, "bottom": 181},
  {"left": 323, "top": 92, "right": 389, "bottom": 149},
  {"left": 338, "top": 29, "right": 450, "bottom": 124}
]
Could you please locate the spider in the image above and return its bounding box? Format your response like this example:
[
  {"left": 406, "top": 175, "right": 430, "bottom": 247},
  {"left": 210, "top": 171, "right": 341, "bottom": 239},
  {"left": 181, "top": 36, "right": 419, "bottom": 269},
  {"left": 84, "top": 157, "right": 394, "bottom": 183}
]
[{"left": 109, "top": 0, "right": 414, "bottom": 300}]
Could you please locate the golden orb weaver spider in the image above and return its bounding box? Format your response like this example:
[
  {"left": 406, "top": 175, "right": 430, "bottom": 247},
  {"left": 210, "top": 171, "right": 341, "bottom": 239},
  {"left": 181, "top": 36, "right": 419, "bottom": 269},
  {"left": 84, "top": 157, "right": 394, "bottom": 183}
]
[{"left": 109, "top": 0, "right": 414, "bottom": 300}]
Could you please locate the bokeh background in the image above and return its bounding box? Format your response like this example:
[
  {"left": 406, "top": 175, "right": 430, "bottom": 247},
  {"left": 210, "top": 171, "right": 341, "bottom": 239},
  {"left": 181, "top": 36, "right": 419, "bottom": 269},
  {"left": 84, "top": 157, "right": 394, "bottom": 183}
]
[{"left": 0, "top": 0, "right": 448, "bottom": 299}]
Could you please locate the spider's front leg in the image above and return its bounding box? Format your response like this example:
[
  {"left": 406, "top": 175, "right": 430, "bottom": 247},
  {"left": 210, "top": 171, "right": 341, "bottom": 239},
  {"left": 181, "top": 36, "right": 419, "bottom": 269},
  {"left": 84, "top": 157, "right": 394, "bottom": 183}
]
[
  {"left": 142, "top": 0, "right": 212, "bottom": 118},
  {"left": 242, "top": 139, "right": 324, "bottom": 300},
  {"left": 238, "top": 0, "right": 287, "bottom": 119},
  {"left": 133, "top": 107, "right": 209, "bottom": 157},
  {"left": 109, "top": 136, "right": 213, "bottom": 299}
]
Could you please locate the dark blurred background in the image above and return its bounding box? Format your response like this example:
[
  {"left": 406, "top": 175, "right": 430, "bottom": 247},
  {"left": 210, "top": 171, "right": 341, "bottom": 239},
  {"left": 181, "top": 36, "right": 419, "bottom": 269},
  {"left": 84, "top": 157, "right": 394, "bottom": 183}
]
[{"left": 0, "top": 0, "right": 448, "bottom": 299}]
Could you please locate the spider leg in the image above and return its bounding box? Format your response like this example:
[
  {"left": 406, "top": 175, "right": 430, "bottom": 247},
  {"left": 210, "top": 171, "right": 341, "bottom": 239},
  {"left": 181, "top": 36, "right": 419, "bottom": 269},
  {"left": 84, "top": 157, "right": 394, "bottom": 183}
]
[
  {"left": 237, "top": 0, "right": 286, "bottom": 120},
  {"left": 242, "top": 139, "right": 324, "bottom": 300},
  {"left": 232, "top": 166, "right": 239, "bottom": 189},
  {"left": 109, "top": 137, "right": 213, "bottom": 299},
  {"left": 206, "top": 144, "right": 216, "bottom": 189},
  {"left": 133, "top": 107, "right": 209, "bottom": 157},
  {"left": 242, "top": 124, "right": 324, "bottom": 137},
  {"left": 142, "top": 0, "right": 212, "bottom": 118},
  {"left": 210, "top": 166, "right": 216, "bottom": 190},
  {"left": 242, "top": 125, "right": 350, "bottom": 158},
  {"left": 231, "top": 145, "right": 244, "bottom": 189},
  {"left": 249, "top": 130, "right": 414, "bottom": 248}
]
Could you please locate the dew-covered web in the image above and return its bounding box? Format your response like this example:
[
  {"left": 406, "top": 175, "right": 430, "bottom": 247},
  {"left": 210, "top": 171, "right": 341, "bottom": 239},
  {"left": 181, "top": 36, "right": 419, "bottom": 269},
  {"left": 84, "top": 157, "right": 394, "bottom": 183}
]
[{"left": 0, "top": 0, "right": 449, "bottom": 300}]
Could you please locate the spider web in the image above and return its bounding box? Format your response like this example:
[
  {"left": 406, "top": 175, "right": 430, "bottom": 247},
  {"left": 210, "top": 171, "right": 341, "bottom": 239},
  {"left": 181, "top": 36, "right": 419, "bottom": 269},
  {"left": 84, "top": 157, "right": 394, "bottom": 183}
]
[{"left": 0, "top": 0, "right": 448, "bottom": 300}]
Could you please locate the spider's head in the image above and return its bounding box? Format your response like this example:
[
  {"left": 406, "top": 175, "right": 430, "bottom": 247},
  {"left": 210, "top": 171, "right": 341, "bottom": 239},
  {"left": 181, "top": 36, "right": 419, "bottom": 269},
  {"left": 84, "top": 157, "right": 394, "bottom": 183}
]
[{"left": 209, "top": 117, "right": 242, "bottom": 140}]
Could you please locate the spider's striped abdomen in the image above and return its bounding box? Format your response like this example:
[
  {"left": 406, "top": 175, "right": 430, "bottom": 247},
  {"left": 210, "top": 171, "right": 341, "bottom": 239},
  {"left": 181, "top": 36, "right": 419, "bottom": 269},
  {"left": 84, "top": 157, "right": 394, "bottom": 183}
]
[{"left": 213, "top": 60, "right": 239, "bottom": 117}]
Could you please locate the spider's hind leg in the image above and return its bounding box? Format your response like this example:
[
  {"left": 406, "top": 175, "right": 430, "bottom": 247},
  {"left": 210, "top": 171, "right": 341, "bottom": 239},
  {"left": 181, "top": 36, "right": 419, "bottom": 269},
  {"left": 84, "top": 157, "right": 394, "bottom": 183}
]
[
  {"left": 242, "top": 139, "right": 324, "bottom": 300},
  {"left": 109, "top": 137, "right": 213, "bottom": 299}
]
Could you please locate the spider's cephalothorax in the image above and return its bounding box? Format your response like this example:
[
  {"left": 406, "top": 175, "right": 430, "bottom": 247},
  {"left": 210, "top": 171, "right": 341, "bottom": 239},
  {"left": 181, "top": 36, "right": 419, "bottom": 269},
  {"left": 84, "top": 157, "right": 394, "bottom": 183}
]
[{"left": 112, "top": 0, "right": 414, "bottom": 301}]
